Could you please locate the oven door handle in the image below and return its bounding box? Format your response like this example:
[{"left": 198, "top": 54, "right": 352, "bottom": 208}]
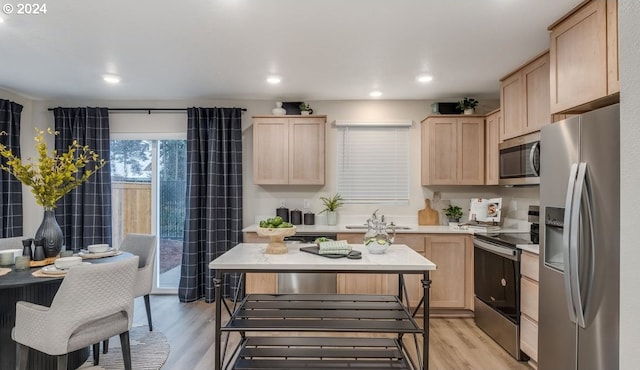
[{"left": 473, "top": 239, "right": 518, "bottom": 261}]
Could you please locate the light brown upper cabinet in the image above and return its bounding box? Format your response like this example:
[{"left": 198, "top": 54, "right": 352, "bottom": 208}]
[
  {"left": 421, "top": 115, "right": 485, "bottom": 185},
  {"left": 252, "top": 115, "right": 326, "bottom": 185},
  {"left": 549, "top": 0, "right": 619, "bottom": 114},
  {"left": 485, "top": 109, "right": 500, "bottom": 185},
  {"left": 500, "top": 52, "right": 550, "bottom": 141}
]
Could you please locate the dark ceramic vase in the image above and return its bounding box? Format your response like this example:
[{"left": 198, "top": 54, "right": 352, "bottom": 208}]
[{"left": 35, "top": 209, "right": 64, "bottom": 258}]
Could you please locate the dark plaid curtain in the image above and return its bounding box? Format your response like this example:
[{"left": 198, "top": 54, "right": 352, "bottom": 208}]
[
  {"left": 179, "top": 107, "right": 243, "bottom": 303},
  {"left": 0, "top": 100, "right": 23, "bottom": 237},
  {"left": 53, "top": 107, "right": 112, "bottom": 252}
]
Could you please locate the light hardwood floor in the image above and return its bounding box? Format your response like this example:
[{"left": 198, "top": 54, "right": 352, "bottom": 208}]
[{"left": 133, "top": 295, "right": 531, "bottom": 370}]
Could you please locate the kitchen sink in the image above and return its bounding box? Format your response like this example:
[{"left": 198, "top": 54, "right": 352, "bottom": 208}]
[{"left": 345, "top": 225, "right": 412, "bottom": 230}]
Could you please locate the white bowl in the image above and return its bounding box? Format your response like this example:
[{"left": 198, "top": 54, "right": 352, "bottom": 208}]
[
  {"left": 87, "top": 244, "right": 110, "bottom": 253},
  {"left": 255, "top": 226, "right": 297, "bottom": 238},
  {"left": 0, "top": 249, "right": 22, "bottom": 265},
  {"left": 364, "top": 239, "right": 391, "bottom": 254},
  {"left": 55, "top": 256, "right": 83, "bottom": 270}
]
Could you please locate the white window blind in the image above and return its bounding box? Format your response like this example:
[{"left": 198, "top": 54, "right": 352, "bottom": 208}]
[{"left": 336, "top": 125, "right": 410, "bottom": 205}]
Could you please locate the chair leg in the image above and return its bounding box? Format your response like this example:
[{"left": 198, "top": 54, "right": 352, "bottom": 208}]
[
  {"left": 56, "top": 354, "right": 68, "bottom": 370},
  {"left": 144, "top": 294, "right": 153, "bottom": 331},
  {"left": 103, "top": 338, "right": 109, "bottom": 354},
  {"left": 120, "top": 331, "right": 132, "bottom": 370},
  {"left": 15, "top": 343, "right": 28, "bottom": 370},
  {"left": 93, "top": 342, "right": 100, "bottom": 365}
]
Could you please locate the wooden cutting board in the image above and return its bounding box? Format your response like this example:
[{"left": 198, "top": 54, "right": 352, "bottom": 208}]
[{"left": 418, "top": 199, "right": 440, "bottom": 225}]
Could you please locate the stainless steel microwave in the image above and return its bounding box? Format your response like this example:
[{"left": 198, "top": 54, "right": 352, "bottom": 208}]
[{"left": 498, "top": 132, "right": 540, "bottom": 185}]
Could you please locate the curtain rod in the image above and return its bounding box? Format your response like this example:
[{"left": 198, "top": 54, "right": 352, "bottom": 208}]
[{"left": 47, "top": 107, "right": 247, "bottom": 113}]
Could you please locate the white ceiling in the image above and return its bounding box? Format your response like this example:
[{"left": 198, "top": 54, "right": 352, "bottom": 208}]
[{"left": 0, "top": 0, "right": 583, "bottom": 101}]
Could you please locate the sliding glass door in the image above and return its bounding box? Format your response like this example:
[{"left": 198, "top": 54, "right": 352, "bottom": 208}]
[{"left": 110, "top": 139, "right": 186, "bottom": 291}]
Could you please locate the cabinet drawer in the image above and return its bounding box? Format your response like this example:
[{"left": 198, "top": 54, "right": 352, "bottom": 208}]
[
  {"left": 521, "top": 276, "right": 539, "bottom": 321},
  {"left": 521, "top": 251, "right": 539, "bottom": 281},
  {"left": 520, "top": 314, "right": 538, "bottom": 362}
]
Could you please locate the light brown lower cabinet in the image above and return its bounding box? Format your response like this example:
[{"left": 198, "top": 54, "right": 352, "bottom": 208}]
[
  {"left": 243, "top": 232, "right": 277, "bottom": 294},
  {"left": 424, "top": 234, "right": 474, "bottom": 311},
  {"left": 520, "top": 250, "right": 539, "bottom": 364},
  {"left": 335, "top": 233, "right": 426, "bottom": 309},
  {"left": 336, "top": 233, "right": 391, "bottom": 295},
  {"left": 337, "top": 232, "right": 473, "bottom": 315}
]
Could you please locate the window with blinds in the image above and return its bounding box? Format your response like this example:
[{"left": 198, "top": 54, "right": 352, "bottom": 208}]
[{"left": 336, "top": 123, "right": 410, "bottom": 205}]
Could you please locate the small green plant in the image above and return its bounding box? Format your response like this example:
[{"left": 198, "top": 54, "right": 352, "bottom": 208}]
[
  {"left": 456, "top": 97, "right": 479, "bottom": 111},
  {"left": 443, "top": 205, "right": 463, "bottom": 221},
  {"left": 0, "top": 128, "right": 107, "bottom": 209},
  {"left": 319, "top": 193, "right": 344, "bottom": 213},
  {"left": 299, "top": 102, "right": 311, "bottom": 111}
]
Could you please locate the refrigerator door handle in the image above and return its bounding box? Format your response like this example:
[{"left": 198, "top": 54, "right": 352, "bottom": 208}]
[
  {"left": 529, "top": 142, "right": 540, "bottom": 177},
  {"left": 574, "top": 162, "right": 596, "bottom": 329},
  {"left": 563, "top": 163, "right": 579, "bottom": 324}
]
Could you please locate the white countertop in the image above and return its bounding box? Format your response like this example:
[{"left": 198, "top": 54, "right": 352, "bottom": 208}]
[
  {"left": 242, "top": 224, "right": 524, "bottom": 235},
  {"left": 518, "top": 244, "right": 539, "bottom": 255},
  {"left": 209, "top": 243, "right": 436, "bottom": 272}
]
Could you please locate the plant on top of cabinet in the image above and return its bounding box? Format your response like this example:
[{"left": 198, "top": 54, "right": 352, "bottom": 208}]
[
  {"left": 457, "top": 97, "right": 479, "bottom": 115},
  {"left": 299, "top": 102, "right": 313, "bottom": 115}
]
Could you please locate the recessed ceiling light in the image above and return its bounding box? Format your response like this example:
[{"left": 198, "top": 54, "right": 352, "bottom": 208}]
[
  {"left": 0, "top": 18, "right": 5, "bottom": 23},
  {"left": 369, "top": 90, "right": 382, "bottom": 98},
  {"left": 266, "top": 76, "right": 281, "bottom": 84},
  {"left": 417, "top": 74, "right": 433, "bottom": 83},
  {"left": 102, "top": 74, "right": 121, "bottom": 84}
]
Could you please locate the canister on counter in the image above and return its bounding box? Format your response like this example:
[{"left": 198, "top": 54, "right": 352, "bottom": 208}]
[
  {"left": 304, "top": 212, "right": 315, "bottom": 225},
  {"left": 290, "top": 209, "right": 302, "bottom": 225},
  {"left": 276, "top": 206, "right": 289, "bottom": 222}
]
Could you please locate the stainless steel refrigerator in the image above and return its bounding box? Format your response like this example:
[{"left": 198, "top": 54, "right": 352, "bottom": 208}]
[{"left": 539, "top": 103, "right": 619, "bottom": 370}]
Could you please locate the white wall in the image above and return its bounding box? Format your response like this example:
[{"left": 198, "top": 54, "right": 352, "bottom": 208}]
[
  {"left": 619, "top": 0, "right": 640, "bottom": 367},
  {"left": 13, "top": 97, "right": 519, "bottom": 231}
]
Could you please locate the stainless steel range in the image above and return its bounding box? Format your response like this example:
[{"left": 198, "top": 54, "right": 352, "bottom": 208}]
[{"left": 473, "top": 224, "right": 537, "bottom": 361}]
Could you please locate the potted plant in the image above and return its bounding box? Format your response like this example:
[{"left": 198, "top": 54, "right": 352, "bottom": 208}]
[
  {"left": 0, "top": 128, "right": 106, "bottom": 257},
  {"left": 443, "top": 205, "right": 464, "bottom": 224},
  {"left": 319, "top": 193, "right": 343, "bottom": 226},
  {"left": 299, "top": 102, "right": 313, "bottom": 115},
  {"left": 457, "top": 97, "right": 478, "bottom": 115}
]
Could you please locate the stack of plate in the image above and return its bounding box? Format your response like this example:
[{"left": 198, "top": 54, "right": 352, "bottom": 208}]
[{"left": 0, "top": 249, "right": 22, "bottom": 266}]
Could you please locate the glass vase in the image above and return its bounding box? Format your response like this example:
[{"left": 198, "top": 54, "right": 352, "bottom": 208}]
[{"left": 35, "top": 208, "right": 64, "bottom": 258}]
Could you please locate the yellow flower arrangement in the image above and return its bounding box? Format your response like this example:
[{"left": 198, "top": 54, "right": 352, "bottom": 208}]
[{"left": 0, "top": 128, "right": 107, "bottom": 209}]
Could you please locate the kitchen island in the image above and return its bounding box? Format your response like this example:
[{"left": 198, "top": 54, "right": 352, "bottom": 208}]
[
  {"left": 243, "top": 226, "right": 482, "bottom": 314},
  {"left": 209, "top": 243, "right": 436, "bottom": 370}
]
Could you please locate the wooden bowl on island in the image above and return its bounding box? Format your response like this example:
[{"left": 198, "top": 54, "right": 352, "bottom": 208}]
[{"left": 256, "top": 226, "right": 297, "bottom": 254}]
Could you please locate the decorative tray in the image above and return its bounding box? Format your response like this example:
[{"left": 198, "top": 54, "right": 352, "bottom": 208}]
[{"left": 29, "top": 256, "right": 58, "bottom": 267}]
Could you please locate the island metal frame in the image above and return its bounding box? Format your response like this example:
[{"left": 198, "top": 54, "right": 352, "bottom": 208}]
[{"left": 210, "top": 244, "right": 433, "bottom": 370}]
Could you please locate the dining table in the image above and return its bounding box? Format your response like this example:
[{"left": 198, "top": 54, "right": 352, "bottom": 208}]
[{"left": 0, "top": 251, "right": 134, "bottom": 370}]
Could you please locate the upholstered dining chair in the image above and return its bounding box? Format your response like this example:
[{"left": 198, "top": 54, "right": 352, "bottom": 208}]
[
  {"left": 119, "top": 233, "right": 157, "bottom": 329},
  {"left": 12, "top": 256, "right": 139, "bottom": 370},
  {"left": 0, "top": 235, "right": 23, "bottom": 250},
  {"left": 103, "top": 233, "right": 157, "bottom": 354}
]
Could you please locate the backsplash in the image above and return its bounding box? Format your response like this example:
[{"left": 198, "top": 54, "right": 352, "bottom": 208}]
[{"left": 254, "top": 185, "right": 538, "bottom": 230}]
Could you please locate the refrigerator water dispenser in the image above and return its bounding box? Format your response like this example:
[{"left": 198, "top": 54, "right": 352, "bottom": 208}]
[{"left": 544, "top": 206, "right": 565, "bottom": 271}]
